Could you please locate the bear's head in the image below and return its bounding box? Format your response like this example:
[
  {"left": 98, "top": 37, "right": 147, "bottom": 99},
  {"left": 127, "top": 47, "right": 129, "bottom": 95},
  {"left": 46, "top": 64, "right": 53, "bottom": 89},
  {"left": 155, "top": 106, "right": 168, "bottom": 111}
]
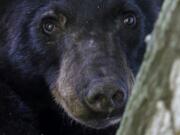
[{"left": 1, "top": 0, "right": 160, "bottom": 129}]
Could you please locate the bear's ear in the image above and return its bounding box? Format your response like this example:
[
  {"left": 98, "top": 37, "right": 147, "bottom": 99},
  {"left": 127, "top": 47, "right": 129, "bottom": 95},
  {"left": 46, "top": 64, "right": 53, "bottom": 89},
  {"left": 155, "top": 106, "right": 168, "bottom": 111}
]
[
  {"left": 135, "top": 0, "right": 164, "bottom": 18},
  {"left": 135, "top": 0, "right": 164, "bottom": 11},
  {"left": 152, "top": 0, "right": 164, "bottom": 12},
  {"left": 155, "top": 0, "right": 164, "bottom": 7}
]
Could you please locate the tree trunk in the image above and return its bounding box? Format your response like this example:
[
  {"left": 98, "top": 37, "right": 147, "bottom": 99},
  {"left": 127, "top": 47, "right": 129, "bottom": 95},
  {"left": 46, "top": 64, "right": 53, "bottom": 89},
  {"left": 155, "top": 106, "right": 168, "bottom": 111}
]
[{"left": 116, "top": 0, "right": 180, "bottom": 135}]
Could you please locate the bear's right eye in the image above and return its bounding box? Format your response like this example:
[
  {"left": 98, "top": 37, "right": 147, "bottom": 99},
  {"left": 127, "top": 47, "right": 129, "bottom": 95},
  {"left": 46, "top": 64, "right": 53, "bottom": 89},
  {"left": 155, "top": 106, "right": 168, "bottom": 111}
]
[
  {"left": 42, "top": 19, "right": 57, "bottom": 35},
  {"left": 41, "top": 14, "right": 67, "bottom": 35}
]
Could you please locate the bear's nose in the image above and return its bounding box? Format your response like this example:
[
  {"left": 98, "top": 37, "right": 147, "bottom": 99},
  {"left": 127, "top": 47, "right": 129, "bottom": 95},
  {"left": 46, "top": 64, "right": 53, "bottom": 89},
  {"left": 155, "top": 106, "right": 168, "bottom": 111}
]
[{"left": 85, "top": 83, "right": 127, "bottom": 114}]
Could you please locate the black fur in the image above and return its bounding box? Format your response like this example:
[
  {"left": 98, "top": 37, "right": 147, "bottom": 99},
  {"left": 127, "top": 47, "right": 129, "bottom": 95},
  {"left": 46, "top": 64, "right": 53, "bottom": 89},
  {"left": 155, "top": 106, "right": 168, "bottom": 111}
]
[{"left": 0, "top": 0, "right": 162, "bottom": 135}]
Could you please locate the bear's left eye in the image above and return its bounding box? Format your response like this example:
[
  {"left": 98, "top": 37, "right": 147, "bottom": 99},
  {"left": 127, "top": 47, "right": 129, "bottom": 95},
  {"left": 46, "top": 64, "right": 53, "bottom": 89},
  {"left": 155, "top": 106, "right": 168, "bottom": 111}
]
[
  {"left": 123, "top": 13, "right": 137, "bottom": 27},
  {"left": 42, "top": 20, "right": 57, "bottom": 34}
]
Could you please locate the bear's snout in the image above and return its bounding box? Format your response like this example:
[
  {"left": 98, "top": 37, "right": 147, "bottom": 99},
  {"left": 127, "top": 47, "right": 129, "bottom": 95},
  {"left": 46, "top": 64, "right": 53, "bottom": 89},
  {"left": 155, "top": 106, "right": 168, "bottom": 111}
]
[{"left": 50, "top": 33, "right": 135, "bottom": 129}]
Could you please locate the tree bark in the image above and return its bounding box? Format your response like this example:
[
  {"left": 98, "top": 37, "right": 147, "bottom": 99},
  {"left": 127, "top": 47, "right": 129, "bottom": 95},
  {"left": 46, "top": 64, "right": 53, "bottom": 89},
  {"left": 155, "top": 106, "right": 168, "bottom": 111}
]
[{"left": 116, "top": 0, "right": 180, "bottom": 135}]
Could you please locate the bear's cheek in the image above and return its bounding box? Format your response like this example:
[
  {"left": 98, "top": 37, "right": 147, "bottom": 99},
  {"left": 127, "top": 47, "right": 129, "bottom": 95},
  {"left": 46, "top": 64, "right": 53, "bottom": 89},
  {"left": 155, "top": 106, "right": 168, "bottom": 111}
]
[{"left": 51, "top": 78, "right": 89, "bottom": 120}]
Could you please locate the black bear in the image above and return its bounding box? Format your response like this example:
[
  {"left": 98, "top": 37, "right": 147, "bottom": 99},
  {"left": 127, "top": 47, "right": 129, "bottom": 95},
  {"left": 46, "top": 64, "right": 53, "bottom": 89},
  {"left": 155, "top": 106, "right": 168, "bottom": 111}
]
[{"left": 0, "top": 0, "right": 162, "bottom": 135}]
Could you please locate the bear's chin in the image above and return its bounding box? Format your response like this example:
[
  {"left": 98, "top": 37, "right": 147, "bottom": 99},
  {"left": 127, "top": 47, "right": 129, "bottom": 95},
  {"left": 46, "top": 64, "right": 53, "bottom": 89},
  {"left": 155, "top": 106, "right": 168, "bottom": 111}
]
[
  {"left": 51, "top": 85, "right": 122, "bottom": 129},
  {"left": 73, "top": 115, "right": 121, "bottom": 129}
]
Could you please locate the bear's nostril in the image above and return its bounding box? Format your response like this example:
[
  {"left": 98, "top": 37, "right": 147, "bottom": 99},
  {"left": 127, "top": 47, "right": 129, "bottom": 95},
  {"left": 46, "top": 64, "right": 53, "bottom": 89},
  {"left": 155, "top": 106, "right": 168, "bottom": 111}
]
[
  {"left": 93, "top": 94, "right": 106, "bottom": 105},
  {"left": 112, "top": 91, "right": 125, "bottom": 107},
  {"left": 87, "top": 93, "right": 109, "bottom": 112}
]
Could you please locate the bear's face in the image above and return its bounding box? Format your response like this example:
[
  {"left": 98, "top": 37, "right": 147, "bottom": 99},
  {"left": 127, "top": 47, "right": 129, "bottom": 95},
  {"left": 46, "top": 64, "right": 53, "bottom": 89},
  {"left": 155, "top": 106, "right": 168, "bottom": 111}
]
[{"left": 4, "top": 0, "right": 158, "bottom": 129}]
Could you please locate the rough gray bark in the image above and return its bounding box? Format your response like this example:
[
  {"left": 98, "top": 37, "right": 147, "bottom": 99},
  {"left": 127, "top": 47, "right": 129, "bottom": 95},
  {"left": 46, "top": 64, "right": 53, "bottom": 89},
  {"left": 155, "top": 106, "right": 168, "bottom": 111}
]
[{"left": 116, "top": 0, "right": 180, "bottom": 135}]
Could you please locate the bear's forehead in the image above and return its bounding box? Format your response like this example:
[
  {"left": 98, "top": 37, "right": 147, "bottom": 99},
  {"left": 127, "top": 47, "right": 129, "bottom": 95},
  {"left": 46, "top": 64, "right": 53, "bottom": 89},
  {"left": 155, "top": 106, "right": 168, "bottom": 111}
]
[
  {"left": 28, "top": 0, "right": 136, "bottom": 21},
  {"left": 46, "top": 0, "right": 130, "bottom": 7},
  {"left": 29, "top": 0, "right": 135, "bottom": 13}
]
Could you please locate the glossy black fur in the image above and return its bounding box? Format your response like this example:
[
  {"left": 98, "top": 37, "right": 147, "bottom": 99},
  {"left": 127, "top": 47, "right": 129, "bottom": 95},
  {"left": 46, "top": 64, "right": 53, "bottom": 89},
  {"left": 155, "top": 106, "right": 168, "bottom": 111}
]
[{"left": 0, "top": 0, "right": 162, "bottom": 135}]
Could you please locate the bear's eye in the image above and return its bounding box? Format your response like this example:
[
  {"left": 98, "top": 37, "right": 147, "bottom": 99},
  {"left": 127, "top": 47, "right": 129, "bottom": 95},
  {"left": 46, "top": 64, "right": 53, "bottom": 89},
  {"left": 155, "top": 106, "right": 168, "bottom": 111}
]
[
  {"left": 42, "top": 20, "right": 57, "bottom": 34},
  {"left": 42, "top": 14, "right": 67, "bottom": 35},
  {"left": 123, "top": 13, "right": 137, "bottom": 27}
]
